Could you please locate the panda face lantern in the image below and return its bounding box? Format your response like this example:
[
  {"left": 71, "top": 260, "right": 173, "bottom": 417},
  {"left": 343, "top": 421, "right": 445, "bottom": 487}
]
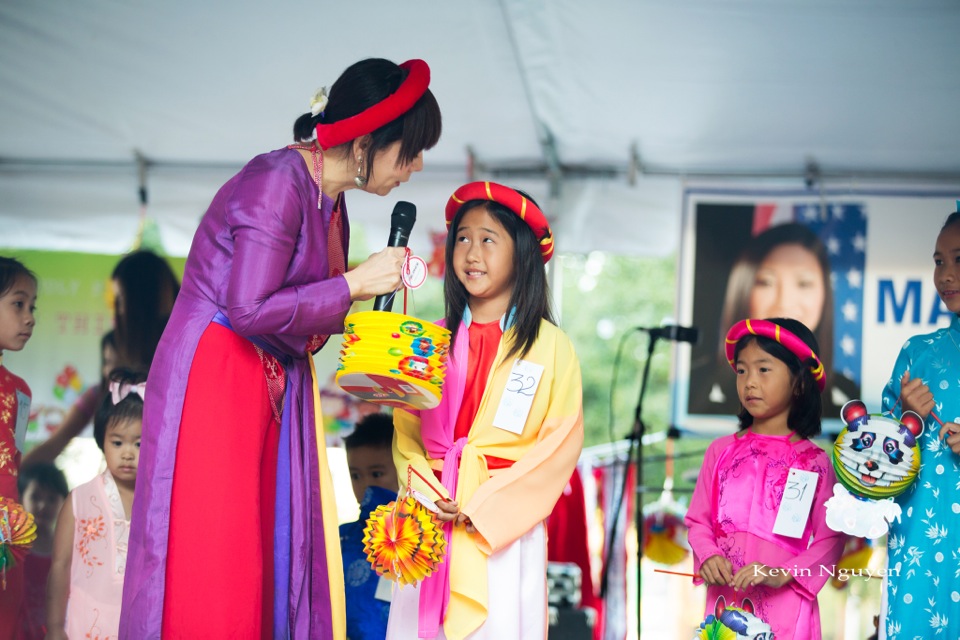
[{"left": 832, "top": 400, "right": 924, "bottom": 500}]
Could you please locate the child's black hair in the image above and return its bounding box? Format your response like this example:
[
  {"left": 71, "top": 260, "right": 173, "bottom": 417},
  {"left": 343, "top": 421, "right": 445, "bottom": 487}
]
[
  {"left": 941, "top": 208, "right": 960, "bottom": 231},
  {"left": 343, "top": 412, "right": 394, "bottom": 451},
  {"left": 93, "top": 368, "right": 147, "bottom": 450},
  {"left": 443, "top": 191, "right": 555, "bottom": 361},
  {"left": 17, "top": 461, "right": 68, "bottom": 499},
  {"left": 0, "top": 256, "right": 37, "bottom": 298},
  {"left": 733, "top": 317, "right": 823, "bottom": 438}
]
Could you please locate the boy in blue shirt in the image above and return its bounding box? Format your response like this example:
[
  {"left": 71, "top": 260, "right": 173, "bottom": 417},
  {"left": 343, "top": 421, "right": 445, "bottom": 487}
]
[{"left": 340, "top": 412, "right": 399, "bottom": 640}]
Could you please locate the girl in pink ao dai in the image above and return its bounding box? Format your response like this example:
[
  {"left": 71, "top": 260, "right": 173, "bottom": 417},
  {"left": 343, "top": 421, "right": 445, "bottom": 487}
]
[{"left": 684, "top": 318, "right": 844, "bottom": 640}]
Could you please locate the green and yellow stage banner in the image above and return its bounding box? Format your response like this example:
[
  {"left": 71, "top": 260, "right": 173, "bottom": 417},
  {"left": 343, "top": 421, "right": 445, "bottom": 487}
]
[{"left": 0, "top": 249, "right": 185, "bottom": 445}]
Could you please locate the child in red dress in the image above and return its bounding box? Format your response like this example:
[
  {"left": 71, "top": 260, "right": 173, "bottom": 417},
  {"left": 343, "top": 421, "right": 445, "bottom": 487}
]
[{"left": 0, "top": 257, "right": 38, "bottom": 640}]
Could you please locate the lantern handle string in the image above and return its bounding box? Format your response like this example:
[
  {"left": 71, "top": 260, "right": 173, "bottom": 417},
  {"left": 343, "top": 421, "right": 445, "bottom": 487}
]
[
  {"left": 653, "top": 569, "right": 699, "bottom": 579},
  {"left": 889, "top": 396, "right": 944, "bottom": 426},
  {"left": 1, "top": 506, "right": 13, "bottom": 589},
  {"left": 407, "top": 465, "right": 447, "bottom": 501},
  {"left": 403, "top": 248, "right": 411, "bottom": 315}
]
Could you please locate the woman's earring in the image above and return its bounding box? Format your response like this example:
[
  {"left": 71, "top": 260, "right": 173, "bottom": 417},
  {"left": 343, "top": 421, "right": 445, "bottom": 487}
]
[{"left": 354, "top": 157, "right": 367, "bottom": 188}]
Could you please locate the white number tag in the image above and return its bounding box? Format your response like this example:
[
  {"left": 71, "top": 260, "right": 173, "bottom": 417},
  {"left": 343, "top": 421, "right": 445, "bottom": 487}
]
[
  {"left": 492, "top": 359, "right": 544, "bottom": 435},
  {"left": 401, "top": 254, "right": 428, "bottom": 290},
  {"left": 773, "top": 468, "right": 819, "bottom": 538},
  {"left": 14, "top": 390, "right": 30, "bottom": 453}
]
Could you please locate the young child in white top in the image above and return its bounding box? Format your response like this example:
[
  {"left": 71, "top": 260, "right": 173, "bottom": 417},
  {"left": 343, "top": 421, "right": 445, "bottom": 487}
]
[{"left": 46, "top": 369, "right": 144, "bottom": 640}]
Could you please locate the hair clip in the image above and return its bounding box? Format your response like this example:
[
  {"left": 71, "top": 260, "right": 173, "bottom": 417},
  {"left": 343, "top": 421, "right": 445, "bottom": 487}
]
[
  {"left": 110, "top": 380, "right": 146, "bottom": 405},
  {"left": 310, "top": 87, "right": 329, "bottom": 117}
]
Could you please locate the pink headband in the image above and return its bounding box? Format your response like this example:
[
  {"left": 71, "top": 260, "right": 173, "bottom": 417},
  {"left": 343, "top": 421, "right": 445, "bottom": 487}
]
[
  {"left": 724, "top": 319, "right": 826, "bottom": 391},
  {"left": 110, "top": 380, "right": 146, "bottom": 405},
  {"left": 314, "top": 59, "right": 431, "bottom": 150}
]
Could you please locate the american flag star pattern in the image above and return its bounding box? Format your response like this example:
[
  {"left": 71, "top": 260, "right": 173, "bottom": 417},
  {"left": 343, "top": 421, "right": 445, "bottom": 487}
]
[{"left": 795, "top": 202, "right": 867, "bottom": 387}]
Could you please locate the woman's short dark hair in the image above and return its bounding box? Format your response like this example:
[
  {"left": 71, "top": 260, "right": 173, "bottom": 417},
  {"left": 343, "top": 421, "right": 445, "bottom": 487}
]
[
  {"left": 443, "top": 193, "right": 555, "bottom": 361},
  {"left": 293, "top": 58, "right": 442, "bottom": 177},
  {"left": 719, "top": 223, "right": 834, "bottom": 389},
  {"left": 0, "top": 256, "right": 37, "bottom": 298},
  {"left": 733, "top": 317, "right": 823, "bottom": 438},
  {"left": 93, "top": 368, "right": 147, "bottom": 450},
  {"left": 111, "top": 250, "right": 179, "bottom": 370}
]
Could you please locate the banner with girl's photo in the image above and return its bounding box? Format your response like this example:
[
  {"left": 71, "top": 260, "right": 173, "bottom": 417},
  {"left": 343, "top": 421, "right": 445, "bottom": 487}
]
[{"left": 673, "top": 187, "right": 960, "bottom": 437}]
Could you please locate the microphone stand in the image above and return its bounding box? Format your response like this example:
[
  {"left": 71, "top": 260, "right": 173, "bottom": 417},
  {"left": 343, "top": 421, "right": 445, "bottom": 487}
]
[
  {"left": 599, "top": 331, "right": 659, "bottom": 639},
  {"left": 629, "top": 332, "right": 658, "bottom": 640}
]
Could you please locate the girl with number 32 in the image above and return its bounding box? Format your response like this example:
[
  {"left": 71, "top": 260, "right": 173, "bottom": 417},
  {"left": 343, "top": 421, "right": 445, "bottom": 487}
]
[{"left": 387, "top": 182, "right": 584, "bottom": 640}]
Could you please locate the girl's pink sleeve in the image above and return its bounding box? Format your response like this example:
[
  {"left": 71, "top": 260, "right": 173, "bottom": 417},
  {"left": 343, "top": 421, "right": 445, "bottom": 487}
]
[
  {"left": 788, "top": 452, "right": 846, "bottom": 600},
  {"left": 684, "top": 439, "right": 724, "bottom": 584},
  {"left": 393, "top": 408, "right": 451, "bottom": 502}
]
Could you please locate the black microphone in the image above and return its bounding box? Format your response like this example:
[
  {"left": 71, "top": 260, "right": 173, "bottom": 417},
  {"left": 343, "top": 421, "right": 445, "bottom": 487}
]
[
  {"left": 639, "top": 325, "right": 700, "bottom": 344},
  {"left": 372, "top": 201, "right": 417, "bottom": 312}
]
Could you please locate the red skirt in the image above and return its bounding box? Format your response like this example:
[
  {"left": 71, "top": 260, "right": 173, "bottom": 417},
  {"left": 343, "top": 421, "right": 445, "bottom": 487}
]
[
  {"left": 161, "top": 323, "right": 279, "bottom": 639},
  {"left": 0, "top": 563, "right": 23, "bottom": 640}
]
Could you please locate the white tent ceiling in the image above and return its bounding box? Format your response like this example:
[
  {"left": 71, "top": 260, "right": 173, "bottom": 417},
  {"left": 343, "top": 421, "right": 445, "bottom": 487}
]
[{"left": 2, "top": 0, "right": 959, "bottom": 257}]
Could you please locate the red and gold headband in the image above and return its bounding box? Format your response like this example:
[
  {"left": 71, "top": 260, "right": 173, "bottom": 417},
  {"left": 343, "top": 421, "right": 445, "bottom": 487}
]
[
  {"left": 724, "top": 319, "right": 826, "bottom": 391},
  {"left": 315, "top": 59, "right": 431, "bottom": 150},
  {"left": 444, "top": 181, "right": 555, "bottom": 263}
]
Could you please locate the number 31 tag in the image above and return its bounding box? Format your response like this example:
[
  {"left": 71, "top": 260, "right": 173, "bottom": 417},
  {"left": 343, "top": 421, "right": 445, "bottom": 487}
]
[
  {"left": 492, "top": 359, "right": 544, "bottom": 435},
  {"left": 773, "top": 468, "right": 819, "bottom": 538},
  {"left": 14, "top": 390, "right": 30, "bottom": 453}
]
